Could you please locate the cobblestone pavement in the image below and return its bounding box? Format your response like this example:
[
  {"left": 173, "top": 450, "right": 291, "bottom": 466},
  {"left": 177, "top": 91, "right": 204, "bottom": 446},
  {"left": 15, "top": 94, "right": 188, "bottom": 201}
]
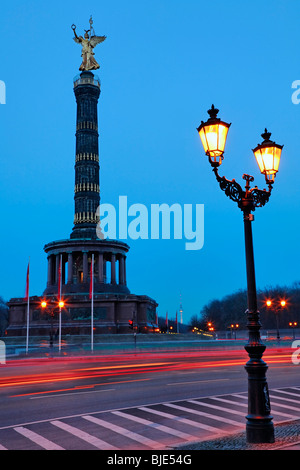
[{"left": 175, "top": 419, "right": 300, "bottom": 450}]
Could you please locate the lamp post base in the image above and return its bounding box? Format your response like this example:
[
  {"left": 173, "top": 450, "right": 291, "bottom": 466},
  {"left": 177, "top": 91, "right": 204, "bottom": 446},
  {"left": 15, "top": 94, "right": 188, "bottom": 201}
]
[
  {"left": 246, "top": 421, "right": 275, "bottom": 444},
  {"left": 244, "top": 343, "right": 275, "bottom": 443}
]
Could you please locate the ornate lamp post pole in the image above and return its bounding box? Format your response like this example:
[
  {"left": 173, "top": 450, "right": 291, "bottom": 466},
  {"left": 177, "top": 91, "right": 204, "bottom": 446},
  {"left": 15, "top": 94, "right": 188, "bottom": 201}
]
[{"left": 197, "top": 105, "right": 283, "bottom": 443}]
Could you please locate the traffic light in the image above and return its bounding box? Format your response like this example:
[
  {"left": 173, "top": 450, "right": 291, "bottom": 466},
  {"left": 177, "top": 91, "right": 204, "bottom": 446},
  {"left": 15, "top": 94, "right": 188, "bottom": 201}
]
[{"left": 128, "top": 319, "right": 133, "bottom": 330}]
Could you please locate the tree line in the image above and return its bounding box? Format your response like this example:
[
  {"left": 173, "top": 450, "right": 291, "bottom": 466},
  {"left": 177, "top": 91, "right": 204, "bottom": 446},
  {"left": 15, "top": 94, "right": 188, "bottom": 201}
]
[
  {"left": 190, "top": 282, "right": 300, "bottom": 332},
  {"left": 0, "top": 297, "right": 9, "bottom": 336}
]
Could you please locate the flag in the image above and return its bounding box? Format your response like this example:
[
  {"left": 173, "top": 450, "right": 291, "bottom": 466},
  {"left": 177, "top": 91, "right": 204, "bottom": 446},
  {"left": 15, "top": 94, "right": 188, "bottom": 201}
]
[
  {"left": 89, "top": 255, "right": 94, "bottom": 300},
  {"left": 24, "top": 261, "right": 30, "bottom": 301}
]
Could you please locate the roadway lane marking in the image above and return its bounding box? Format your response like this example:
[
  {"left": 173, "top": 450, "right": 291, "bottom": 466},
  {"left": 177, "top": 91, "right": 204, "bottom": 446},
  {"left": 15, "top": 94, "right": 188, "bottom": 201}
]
[
  {"left": 164, "top": 403, "right": 243, "bottom": 427},
  {"left": 14, "top": 426, "right": 64, "bottom": 450},
  {"left": 112, "top": 410, "right": 197, "bottom": 440},
  {"left": 78, "top": 362, "right": 173, "bottom": 371},
  {"left": 138, "top": 406, "right": 224, "bottom": 434},
  {"left": 82, "top": 415, "right": 162, "bottom": 449},
  {"left": 30, "top": 389, "right": 115, "bottom": 399},
  {"left": 11, "top": 378, "right": 150, "bottom": 399},
  {"left": 50, "top": 420, "right": 118, "bottom": 450},
  {"left": 167, "top": 379, "right": 229, "bottom": 386}
]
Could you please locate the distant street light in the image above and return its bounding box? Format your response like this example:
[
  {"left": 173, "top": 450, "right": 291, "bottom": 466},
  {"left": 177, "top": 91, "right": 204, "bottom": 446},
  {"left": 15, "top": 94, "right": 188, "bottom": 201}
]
[
  {"left": 230, "top": 323, "right": 239, "bottom": 339},
  {"left": 289, "top": 321, "right": 298, "bottom": 339},
  {"left": 197, "top": 105, "right": 283, "bottom": 444},
  {"left": 265, "top": 298, "right": 288, "bottom": 342},
  {"left": 40, "top": 299, "right": 65, "bottom": 349}
]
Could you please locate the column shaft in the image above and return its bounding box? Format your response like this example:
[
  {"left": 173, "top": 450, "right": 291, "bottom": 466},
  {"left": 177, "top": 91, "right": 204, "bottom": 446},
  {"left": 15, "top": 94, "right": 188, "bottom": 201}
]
[
  {"left": 111, "top": 254, "right": 116, "bottom": 284},
  {"left": 67, "top": 252, "right": 73, "bottom": 284},
  {"left": 119, "top": 256, "right": 124, "bottom": 285},
  {"left": 98, "top": 253, "right": 104, "bottom": 283},
  {"left": 47, "top": 255, "right": 53, "bottom": 286},
  {"left": 83, "top": 251, "right": 88, "bottom": 283}
]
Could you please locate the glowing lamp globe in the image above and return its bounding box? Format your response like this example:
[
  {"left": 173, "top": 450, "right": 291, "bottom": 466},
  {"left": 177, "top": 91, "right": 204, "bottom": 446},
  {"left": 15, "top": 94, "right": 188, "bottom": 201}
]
[
  {"left": 197, "top": 105, "right": 231, "bottom": 166},
  {"left": 252, "top": 129, "right": 283, "bottom": 183}
]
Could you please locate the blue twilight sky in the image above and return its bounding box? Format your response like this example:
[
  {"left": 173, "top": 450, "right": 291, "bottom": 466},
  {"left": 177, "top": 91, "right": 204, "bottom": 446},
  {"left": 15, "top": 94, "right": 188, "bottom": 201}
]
[{"left": 0, "top": 0, "right": 299, "bottom": 324}]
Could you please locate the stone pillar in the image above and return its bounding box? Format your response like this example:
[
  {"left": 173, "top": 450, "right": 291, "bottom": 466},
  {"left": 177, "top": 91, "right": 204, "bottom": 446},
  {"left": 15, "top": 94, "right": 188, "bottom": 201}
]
[
  {"left": 111, "top": 254, "right": 116, "bottom": 284},
  {"left": 83, "top": 251, "right": 88, "bottom": 283},
  {"left": 71, "top": 72, "right": 100, "bottom": 240},
  {"left": 98, "top": 253, "right": 104, "bottom": 283},
  {"left": 62, "top": 256, "right": 66, "bottom": 285},
  {"left": 124, "top": 256, "right": 127, "bottom": 285},
  {"left": 47, "top": 255, "right": 53, "bottom": 286},
  {"left": 119, "top": 256, "right": 124, "bottom": 285},
  {"left": 67, "top": 252, "right": 73, "bottom": 284},
  {"left": 55, "top": 254, "right": 60, "bottom": 284},
  {"left": 103, "top": 258, "right": 107, "bottom": 283}
]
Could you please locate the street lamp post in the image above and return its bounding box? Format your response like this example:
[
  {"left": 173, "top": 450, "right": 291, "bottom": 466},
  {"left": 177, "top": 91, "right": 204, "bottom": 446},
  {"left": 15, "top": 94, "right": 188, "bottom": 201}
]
[
  {"left": 41, "top": 299, "right": 65, "bottom": 350},
  {"left": 197, "top": 105, "right": 283, "bottom": 443},
  {"left": 266, "top": 299, "right": 287, "bottom": 342},
  {"left": 230, "top": 323, "right": 239, "bottom": 340},
  {"left": 289, "top": 321, "right": 298, "bottom": 339}
]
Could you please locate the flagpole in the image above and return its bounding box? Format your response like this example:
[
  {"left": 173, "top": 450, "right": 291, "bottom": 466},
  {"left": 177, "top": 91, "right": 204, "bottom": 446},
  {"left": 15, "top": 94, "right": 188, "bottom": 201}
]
[
  {"left": 58, "top": 254, "right": 62, "bottom": 352},
  {"left": 90, "top": 254, "right": 94, "bottom": 351},
  {"left": 25, "top": 258, "right": 30, "bottom": 354}
]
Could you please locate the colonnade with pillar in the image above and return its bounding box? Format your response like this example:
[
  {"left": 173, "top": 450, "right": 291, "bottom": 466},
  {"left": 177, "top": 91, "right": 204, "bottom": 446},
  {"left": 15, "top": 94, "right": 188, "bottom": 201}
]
[{"left": 46, "top": 250, "right": 127, "bottom": 288}]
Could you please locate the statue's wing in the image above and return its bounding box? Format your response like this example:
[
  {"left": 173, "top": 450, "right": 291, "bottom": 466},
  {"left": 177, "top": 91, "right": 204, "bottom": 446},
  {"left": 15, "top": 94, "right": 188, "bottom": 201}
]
[{"left": 90, "top": 35, "right": 106, "bottom": 47}]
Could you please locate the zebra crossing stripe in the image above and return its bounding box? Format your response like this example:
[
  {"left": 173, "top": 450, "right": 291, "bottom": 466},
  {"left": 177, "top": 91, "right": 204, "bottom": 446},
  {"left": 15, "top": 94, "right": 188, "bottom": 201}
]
[
  {"left": 266, "top": 399, "right": 300, "bottom": 413},
  {"left": 113, "top": 410, "right": 197, "bottom": 440},
  {"left": 50, "top": 420, "right": 118, "bottom": 450},
  {"left": 209, "top": 396, "right": 247, "bottom": 407},
  {"left": 164, "top": 402, "right": 243, "bottom": 427},
  {"left": 188, "top": 399, "right": 246, "bottom": 416},
  {"left": 82, "top": 415, "right": 162, "bottom": 449},
  {"left": 14, "top": 426, "right": 64, "bottom": 450},
  {"left": 270, "top": 394, "right": 300, "bottom": 405},
  {"left": 272, "top": 389, "right": 300, "bottom": 398},
  {"left": 231, "top": 394, "right": 295, "bottom": 419},
  {"left": 138, "top": 406, "right": 223, "bottom": 434}
]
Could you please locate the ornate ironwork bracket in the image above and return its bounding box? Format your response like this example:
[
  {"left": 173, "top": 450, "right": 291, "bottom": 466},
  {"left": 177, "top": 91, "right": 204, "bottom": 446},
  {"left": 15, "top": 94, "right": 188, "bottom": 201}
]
[{"left": 212, "top": 167, "right": 272, "bottom": 214}]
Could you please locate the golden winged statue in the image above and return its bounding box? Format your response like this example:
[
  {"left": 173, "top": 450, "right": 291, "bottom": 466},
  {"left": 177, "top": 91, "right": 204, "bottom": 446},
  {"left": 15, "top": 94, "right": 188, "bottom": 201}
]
[{"left": 72, "top": 17, "right": 106, "bottom": 71}]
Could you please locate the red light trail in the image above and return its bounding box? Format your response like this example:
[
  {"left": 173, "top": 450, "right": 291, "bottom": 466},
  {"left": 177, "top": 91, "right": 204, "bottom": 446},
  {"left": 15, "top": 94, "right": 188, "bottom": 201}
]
[{"left": 1, "top": 347, "right": 295, "bottom": 398}]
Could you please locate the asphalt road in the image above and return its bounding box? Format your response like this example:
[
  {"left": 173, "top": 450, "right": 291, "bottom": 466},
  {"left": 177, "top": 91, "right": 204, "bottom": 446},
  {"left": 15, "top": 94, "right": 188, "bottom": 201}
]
[{"left": 0, "top": 346, "right": 299, "bottom": 450}]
